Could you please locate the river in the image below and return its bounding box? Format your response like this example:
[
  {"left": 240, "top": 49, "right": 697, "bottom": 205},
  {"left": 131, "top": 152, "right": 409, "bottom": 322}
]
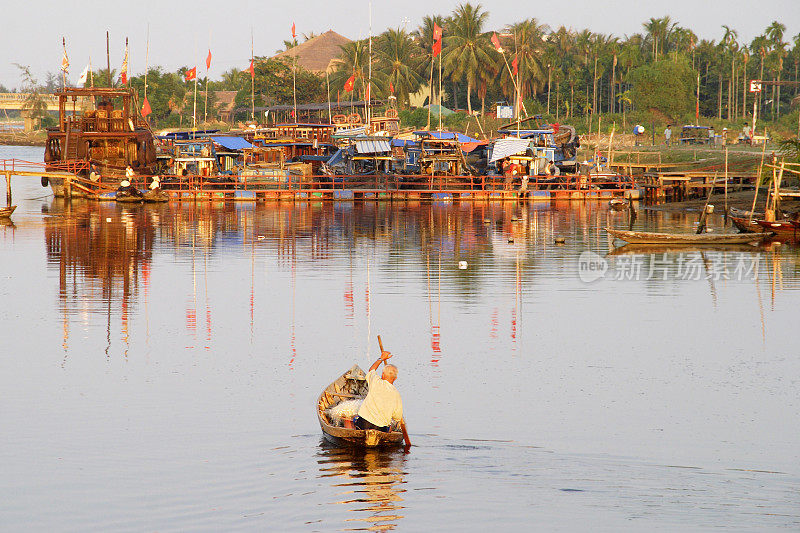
[{"left": 1, "top": 144, "right": 798, "bottom": 531}]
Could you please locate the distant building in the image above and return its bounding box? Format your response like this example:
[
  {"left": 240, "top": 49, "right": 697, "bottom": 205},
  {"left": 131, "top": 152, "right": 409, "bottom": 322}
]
[{"left": 271, "top": 30, "right": 352, "bottom": 74}]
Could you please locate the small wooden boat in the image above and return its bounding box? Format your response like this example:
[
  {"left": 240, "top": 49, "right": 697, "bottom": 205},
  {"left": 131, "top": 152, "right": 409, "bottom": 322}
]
[
  {"left": 605, "top": 227, "right": 769, "bottom": 245},
  {"left": 115, "top": 189, "right": 144, "bottom": 203},
  {"left": 755, "top": 219, "right": 799, "bottom": 236},
  {"left": 143, "top": 189, "right": 169, "bottom": 203},
  {"left": 730, "top": 215, "right": 764, "bottom": 233},
  {"left": 0, "top": 205, "right": 16, "bottom": 218},
  {"left": 317, "top": 365, "right": 405, "bottom": 448}
]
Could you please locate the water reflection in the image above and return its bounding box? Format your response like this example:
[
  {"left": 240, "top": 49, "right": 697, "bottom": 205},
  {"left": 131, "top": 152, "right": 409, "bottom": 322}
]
[
  {"left": 317, "top": 442, "right": 407, "bottom": 531},
  {"left": 40, "top": 198, "right": 800, "bottom": 360}
]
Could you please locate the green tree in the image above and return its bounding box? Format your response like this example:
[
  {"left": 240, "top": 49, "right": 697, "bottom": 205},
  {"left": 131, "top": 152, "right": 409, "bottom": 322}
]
[
  {"left": 630, "top": 58, "right": 695, "bottom": 120},
  {"left": 376, "top": 28, "right": 423, "bottom": 107},
  {"left": 442, "top": 2, "right": 495, "bottom": 114}
]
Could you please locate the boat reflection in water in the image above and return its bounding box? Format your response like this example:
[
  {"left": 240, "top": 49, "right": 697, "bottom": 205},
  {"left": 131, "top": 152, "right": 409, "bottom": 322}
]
[{"left": 317, "top": 442, "right": 407, "bottom": 531}]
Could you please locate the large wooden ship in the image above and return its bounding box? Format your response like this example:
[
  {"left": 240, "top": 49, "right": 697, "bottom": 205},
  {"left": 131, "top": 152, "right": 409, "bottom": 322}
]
[{"left": 43, "top": 87, "right": 158, "bottom": 196}]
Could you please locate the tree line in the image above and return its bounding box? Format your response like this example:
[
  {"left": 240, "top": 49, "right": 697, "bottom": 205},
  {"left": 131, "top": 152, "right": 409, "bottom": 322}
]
[{"left": 8, "top": 3, "right": 800, "bottom": 136}]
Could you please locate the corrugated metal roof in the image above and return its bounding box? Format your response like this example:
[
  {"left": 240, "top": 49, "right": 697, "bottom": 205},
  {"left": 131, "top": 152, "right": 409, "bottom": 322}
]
[
  {"left": 355, "top": 139, "right": 392, "bottom": 154},
  {"left": 489, "top": 138, "right": 531, "bottom": 162}
]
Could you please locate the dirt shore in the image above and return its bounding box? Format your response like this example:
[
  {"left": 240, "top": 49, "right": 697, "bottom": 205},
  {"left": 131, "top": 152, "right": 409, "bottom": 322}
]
[{"left": 645, "top": 189, "right": 800, "bottom": 214}]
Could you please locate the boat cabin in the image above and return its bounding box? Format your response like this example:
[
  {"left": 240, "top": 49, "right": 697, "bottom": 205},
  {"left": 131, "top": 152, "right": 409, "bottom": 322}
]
[{"left": 44, "top": 87, "right": 158, "bottom": 176}]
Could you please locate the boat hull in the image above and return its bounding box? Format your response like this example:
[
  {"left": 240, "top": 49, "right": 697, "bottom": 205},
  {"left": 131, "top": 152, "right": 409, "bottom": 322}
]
[
  {"left": 317, "top": 365, "right": 404, "bottom": 448},
  {"left": 605, "top": 227, "right": 768, "bottom": 245},
  {"left": 0, "top": 205, "right": 16, "bottom": 218}
]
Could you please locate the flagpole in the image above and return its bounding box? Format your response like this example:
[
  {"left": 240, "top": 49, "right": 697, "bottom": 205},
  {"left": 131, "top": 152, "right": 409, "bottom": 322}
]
[
  {"left": 438, "top": 51, "right": 442, "bottom": 131},
  {"left": 106, "top": 31, "right": 111, "bottom": 87},
  {"left": 427, "top": 49, "right": 434, "bottom": 130},
  {"left": 325, "top": 68, "right": 332, "bottom": 124},
  {"left": 193, "top": 38, "right": 198, "bottom": 135},
  {"left": 292, "top": 39, "right": 297, "bottom": 123},
  {"left": 367, "top": 0, "right": 372, "bottom": 127},
  {"left": 61, "top": 37, "right": 67, "bottom": 88},
  {"left": 205, "top": 30, "right": 210, "bottom": 125},
  {"left": 250, "top": 28, "right": 255, "bottom": 122},
  {"left": 144, "top": 25, "right": 150, "bottom": 124}
]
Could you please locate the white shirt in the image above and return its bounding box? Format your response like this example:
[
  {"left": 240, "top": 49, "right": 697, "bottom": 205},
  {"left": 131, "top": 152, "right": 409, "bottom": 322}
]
[{"left": 357, "top": 370, "right": 403, "bottom": 427}]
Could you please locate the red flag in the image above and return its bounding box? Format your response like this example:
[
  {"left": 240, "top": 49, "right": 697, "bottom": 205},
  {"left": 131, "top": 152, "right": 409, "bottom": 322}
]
[
  {"left": 141, "top": 96, "right": 152, "bottom": 117},
  {"left": 432, "top": 22, "right": 443, "bottom": 57},
  {"left": 244, "top": 59, "right": 254, "bottom": 79},
  {"left": 389, "top": 81, "right": 394, "bottom": 94},
  {"left": 512, "top": 54, "right": 518, "bottom": 76},
  {"left": 184, "top": 67, "right": 196, "bottom": 82},
  {"left": 206, "top": 50, "right": 212, "bottom": 70},
  {"left": 491, "top": 33, "right": 503, "bottom": 52},
  {"left": 292, "top": 22, "right": 296, "bottom": 39},
  {"left": 344, "top": 73, "right": 355, "bottom": 92}
]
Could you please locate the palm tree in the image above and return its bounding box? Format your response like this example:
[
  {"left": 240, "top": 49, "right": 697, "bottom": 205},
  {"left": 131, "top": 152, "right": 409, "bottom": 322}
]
[
  {"left": 765, "top": 21, "right": 787, "bottom": 117},
  {"left": 722, "top": 25, "right": 739, "bottom": 120},
  {"left": 376, "top": 28, "right": 423, "bottom": 107},
  {"left": 414, "top": 14, "right": 447, "bottom": 123},
  {"left": 441, "top": 2, "right": 495, "bottom": 114},
  {"left": 331, "top": 40, "right": 370, "bottom": 101},
  {"left": 503, "top": 19, "right": 548, "bottom": 111}
]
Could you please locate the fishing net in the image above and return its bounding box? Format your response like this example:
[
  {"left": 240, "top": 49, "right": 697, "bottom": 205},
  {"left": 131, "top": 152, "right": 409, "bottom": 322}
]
[{"left": 327, "top": 399, "right": 362, "bottom": 424}]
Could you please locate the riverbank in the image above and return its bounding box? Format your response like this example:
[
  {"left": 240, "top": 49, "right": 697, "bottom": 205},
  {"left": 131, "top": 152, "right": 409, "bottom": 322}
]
[
  {"left": 646, "top": 189, "right": 800, "bottom": 213},
  {"left": 0, "top": 130, "right": 46, "bottom": 146}
]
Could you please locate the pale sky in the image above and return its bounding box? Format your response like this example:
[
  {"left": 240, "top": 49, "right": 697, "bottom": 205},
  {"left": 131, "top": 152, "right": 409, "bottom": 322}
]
[{"left": 2, "top": 0, "right": 798, "bottom": 89}]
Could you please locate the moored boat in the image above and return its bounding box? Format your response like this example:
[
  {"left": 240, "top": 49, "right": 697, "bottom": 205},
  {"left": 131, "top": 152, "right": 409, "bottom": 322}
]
[
  {"left": 317, "top": 365, "right": 405, "bottom": 448},
  {"left": 0, "top": 205, "right": 16, "bottom": 218},
  {"left": 605, "top": 227, "right": 769, "bottom": 245}
]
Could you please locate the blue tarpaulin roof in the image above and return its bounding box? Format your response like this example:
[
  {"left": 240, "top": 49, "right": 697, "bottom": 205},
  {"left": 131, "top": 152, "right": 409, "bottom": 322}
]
[
  {"left": 211, "top": 136, "right": 254, "bottom": 150},
  {"left": 414, "top": 131, "right": 479, "bottom": 143}
]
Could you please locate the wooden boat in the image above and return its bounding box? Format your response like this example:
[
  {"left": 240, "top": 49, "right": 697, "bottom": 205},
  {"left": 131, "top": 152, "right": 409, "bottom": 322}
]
[
  {"left": 730, "top": 215, "right": 764, "bottom": 233},
  {"left": 0, "top": 205, "right": 16, "bottom": 218},
  {"left": 607, "top": 243, "right": 762, "bottom": 256},
  {"left": 755, "top": 219, "right": 799, "bottom": 236},
  {"left": 143, "top": 189, "right": 169, "bottom": 203},
  {"left": 115, "top": 191, "right": 143, "bottom": 203},
  {"left": 605, "top": 227, "right": 769, "bottom": 245},
  {"left": 317, "top": 365, "right": 405, "bottom": 448}
]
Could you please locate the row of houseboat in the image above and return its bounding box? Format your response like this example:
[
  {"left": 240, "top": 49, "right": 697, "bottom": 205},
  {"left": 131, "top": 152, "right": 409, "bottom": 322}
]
[{"left": 42, "top": 86, "right": 631, "bottom": 200}]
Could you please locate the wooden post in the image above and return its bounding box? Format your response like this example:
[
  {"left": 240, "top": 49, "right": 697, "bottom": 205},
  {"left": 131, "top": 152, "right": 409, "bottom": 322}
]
[
  {"left": 5, "top": 171, "right": 10, "bottom": 206},
  {"left": 64, "top": 176, "right": 72, "bottom": 199}
]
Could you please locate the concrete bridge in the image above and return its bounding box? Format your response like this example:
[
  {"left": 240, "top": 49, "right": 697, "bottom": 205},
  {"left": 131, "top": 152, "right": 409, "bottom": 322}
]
[{"left": 0, "top": 92, "right": 90, "bottom": 111}]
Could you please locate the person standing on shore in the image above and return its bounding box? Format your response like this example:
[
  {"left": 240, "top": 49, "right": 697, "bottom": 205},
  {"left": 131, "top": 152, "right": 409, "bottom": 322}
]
[{"left": 664, "top": 125, "right": 672, "bottom": 146}]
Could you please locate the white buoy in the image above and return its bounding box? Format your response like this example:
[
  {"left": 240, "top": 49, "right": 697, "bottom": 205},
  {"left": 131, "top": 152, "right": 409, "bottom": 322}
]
[
  {"left": 106, "top": 217, "right": 112, "bottom": 222},
  {"left": 257, "top": 235, "right": 266, "bottom": 240},
  {"left": 458, "top": 261, "right": 468, "bottom": 269}
]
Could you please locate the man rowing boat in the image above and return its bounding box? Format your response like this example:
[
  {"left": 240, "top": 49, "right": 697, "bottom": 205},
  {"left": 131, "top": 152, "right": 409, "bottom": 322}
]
[{"left": 354, "top": 349, "right": 405, "bottom": 439}]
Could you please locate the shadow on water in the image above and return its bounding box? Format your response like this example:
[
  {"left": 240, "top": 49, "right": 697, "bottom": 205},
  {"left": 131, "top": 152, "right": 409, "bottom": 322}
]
[{"left": 316, "top": 439, "right": 408, "bottom": 532}]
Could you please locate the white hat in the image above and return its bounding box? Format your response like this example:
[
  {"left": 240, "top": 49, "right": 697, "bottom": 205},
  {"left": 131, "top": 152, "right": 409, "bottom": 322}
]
[
  {"left": 149, "top": 180, "right": 160, "bottom": 190},
  {"left": 121, "top": 180, "right": 131, "bottom": 187}
]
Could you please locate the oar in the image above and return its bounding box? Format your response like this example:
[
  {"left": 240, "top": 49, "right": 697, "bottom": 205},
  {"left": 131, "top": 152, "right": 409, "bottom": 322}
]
[{"left": 377, "top": 335, "right": 411, "bottom": 449}]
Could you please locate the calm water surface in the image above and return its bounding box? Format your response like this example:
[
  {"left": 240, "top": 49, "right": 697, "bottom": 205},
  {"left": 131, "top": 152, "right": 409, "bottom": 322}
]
[{"left": 1, "top": 145, "right": 799, "bottom": 531}]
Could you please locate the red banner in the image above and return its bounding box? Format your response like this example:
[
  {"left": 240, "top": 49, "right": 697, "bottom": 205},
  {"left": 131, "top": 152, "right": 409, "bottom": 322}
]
[
  {"left": 206, "top": 50, "right": 212, "bottom": 70},
  {"left": 344, "top": 73, "right": 355, "bottom": 92},
  {"left": 432, "top": 22, "right": 443, "bottom": 57},
  {"left": 141, "top": 96, "right": 152, "bottom": 117},
  {"left": 512, "top": 54, "right": 518, "bottom": 76},
  {"left": 184, "top": 67, "right": 196, "bottom": 82},
  {"left": 244, "top": 60, "right": 254, "bottom": 79},
  {"left": 491, "top": 33, "right": 502, "bottom": 52}
]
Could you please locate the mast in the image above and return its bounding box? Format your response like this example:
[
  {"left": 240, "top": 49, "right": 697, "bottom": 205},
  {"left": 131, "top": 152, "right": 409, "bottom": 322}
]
[
  {"left": 367, "top": 0, "right": 372, "bottom": 126},
  {"left": 205, "top": 30, "right": 210, "bottom": 125},
  {"left": 438, "top": 45, "right": 442, "bottom": 131},
  {"left": 106, "top": 31, "right": 111, "bottom": 87},
  {"left": 144, "top": 25, "right": 150, "bottom": 103},
  {"left": 251, "top": 28, "right": 255, "bottom": 121},
  {"left": 61, "top": 37, "right": 67, "bottom": 89},
  {"left": 192, "top": 38, "right": 198, "bottom": 134},
  {"left": 325, "top": 68, "right": 332, "bottom": 123}
]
